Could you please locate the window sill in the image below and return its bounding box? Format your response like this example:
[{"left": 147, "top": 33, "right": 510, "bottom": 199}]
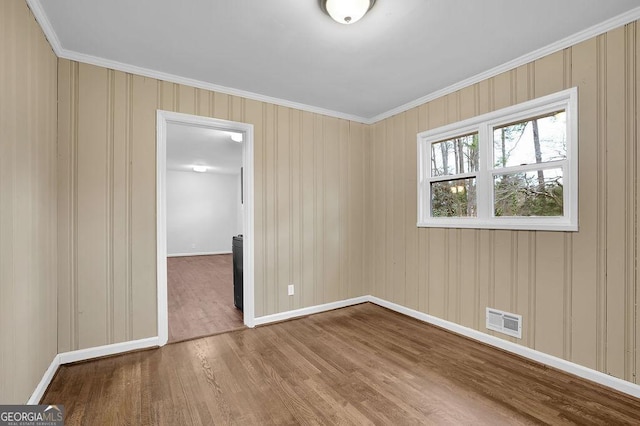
[{"left": 416, "top": 218, "right": 578, "bottom": 232}]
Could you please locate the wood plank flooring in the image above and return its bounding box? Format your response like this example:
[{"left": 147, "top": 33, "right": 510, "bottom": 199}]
[
  {"left": 167, "top": 254, "right": 244, "bottom": 342},
  {"left": 42, "top": 303, "right": 640, "bottom": 425}
]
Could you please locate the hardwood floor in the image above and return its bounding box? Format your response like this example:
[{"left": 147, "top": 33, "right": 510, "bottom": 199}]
[
  {"left": 168, "top": 254, "right": 244, "bottom": 343},
  {"left": 43, "top": 303, "right": 640, "bottom": 425}
]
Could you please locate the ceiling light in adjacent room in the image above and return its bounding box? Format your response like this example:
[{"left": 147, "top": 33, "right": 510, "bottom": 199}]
[
  {"left": 320, "top": 0, "right": 376, "bottom": 25},
  {"left": 192, "top": 165, "right": 207, "bottom": 173}
]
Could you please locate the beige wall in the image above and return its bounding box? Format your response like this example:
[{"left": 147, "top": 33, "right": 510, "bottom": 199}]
[
  {"left": 0, "top": 0, "right": 58, "bottom": 403},
  {"left": 10, "top": 0, "right": 635, "bottom": 394},
  {"left": 57, "top": 60, "right": 371, "bottom": 351},
  {"left": 368, "top": 22, "right": 640, "bottom": 384}
]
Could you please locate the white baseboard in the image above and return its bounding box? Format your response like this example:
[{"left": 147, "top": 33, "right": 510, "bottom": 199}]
[
  {"left": 253, "top": 296, "right": 369, "bottom": 326},
  {"left": 28, "top": 337, "right": 158, "bottom": 404},
  {"left": 368, "top": 296, "right": 640, "bottom": 399},
  {"left": 58, "top": 337, "right": 159, "bottom": 365},
  {"left": 30, "top": 299, "right": 365, "bottom": 403},
  {"left": 30, "top": 295, "right": 640, "bottom": 405},
  {"left": 167, "top": 251, "right": 232, "bottom": 257},
  {"left": 27, "top": 355, "right": 61, "bottom": 404}
]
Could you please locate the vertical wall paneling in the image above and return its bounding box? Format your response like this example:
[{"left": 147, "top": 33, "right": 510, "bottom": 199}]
[
  {"left": 106, "top": 69, "right": 114, "bottom": 344},
  {"left": 346, "top": 122, "right": 357, "bottom": 298},
  {"left": 404, "top": 108, "right": 419, "bottom": 311},
  {"left": 361, "top": 122, "right": 369, "bottom": 298},
  {"left": 604, "top": 27, "right": 627, "bottom": 379},
  {"left": 324, "top": 118, "right": 340, "bottom": 303},
  {"left": 369, "top": 21, "right": 640, "bottom": 385},
  {"left": 177, "top": 85, "right": 195, "bottom": 115},
  {"left": 569, "top": 37, "right": 598, "bottom": 370},
  {"left": 623, "top": 23, "right": 636, "bottom": 382},
  {"left": 112, "top": 70, "right": 129, "bottom": 344},
  {"left": 244, "top": 99, "right": 265, "bottom": 315},
  {"left": 290, "top": 109, "right": 302, "bottom": 308},
  {"left": 527, "top": 233, "right": 536, "bottom": 348},
  {"left": 76, "top": 63, "right": 108, "bottom": 349},
  {"left": 214, "top": 92, "right": 230, "bottom": 120},
  {"left": 339, "top": 120, "right": 349, "bottom": 300},
  {"left": 231, "top": 96, "right": 244, "bottom": 123},
  {"left": 363, "top": 124, "right": 374, "bottom": 298},
  {"left": 265, "top": 102, "right": 278, "bottom": 314},
  {"left": 313, "top": 115, "right": 324, "bottom": 305},
  {"left": 276, "top": 106, "right": 290, "bottom": 311},
  {"left": 2, "top": 0, "right": 15, "bottom": 400},
  {"left": 371, "top": 121, "right": 384, "bottom": 299},
  {"left": 635, "top": 21, "right": 640, "bottom": 384},
  {"left": 130, "top": 75, "right": 157, "bottom": 340},
  {"left": 532, "top": 52, "right": 567, "bottom": 359},
  {"left": 300, "top": 111, "right": 315, "bottom": 307},
  {"left": 563, "top": 232, "right": 573, "bottom": 360},
  {"left": 596, "top": 34, "right": 609, "bottom": 372},
  {"left": 195, "top": 88, "right": 208, "bottom": 117},
  {"left": 125, "top": 74, "right": 134, "bottom": 341},
  {"left": 57, "top": 59, "right": 72, "bottom": 352},
  {"left": 391, "top": 114, "right": 406, "bottom": 305},
  {"left": 0, "top": 0, "right": 57, "bottom": 403},
  {"left": 57, "top": 59, "right": 370, "bottom": 349}
]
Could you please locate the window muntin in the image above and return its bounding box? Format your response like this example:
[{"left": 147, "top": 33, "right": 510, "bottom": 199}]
[{"left": 417, "top": 88, "right": 577, "bottom": 231}]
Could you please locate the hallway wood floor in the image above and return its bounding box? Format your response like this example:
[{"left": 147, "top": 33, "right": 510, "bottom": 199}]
[
  {"left": 167, "top": 254, "right": 244, "bottom": 343},
  {"left": 42, "top": 303, "right": 640, "bottom": 425}
]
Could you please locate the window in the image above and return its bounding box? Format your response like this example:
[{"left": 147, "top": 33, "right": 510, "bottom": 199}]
[{"left": 418, "top": 87, "right": 578, "bottom": 231}]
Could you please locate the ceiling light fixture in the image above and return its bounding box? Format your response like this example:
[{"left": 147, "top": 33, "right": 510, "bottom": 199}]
[
  {"left": 230, "top": 132, "right": 243, "bottom": 143},
  {"left": 192, "top": 165, "right": 207, "bottom": 173},
  {"left": 320, "top": 0, "right": 376, "bottom": 25}
]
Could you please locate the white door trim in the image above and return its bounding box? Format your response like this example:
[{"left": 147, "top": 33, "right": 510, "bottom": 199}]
[{"left": 156, "top": 110, "right": 255, "bottom": 346}]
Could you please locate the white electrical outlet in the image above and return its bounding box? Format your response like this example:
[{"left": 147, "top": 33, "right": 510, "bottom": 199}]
[{"left": 288, "top": 284, "right": 294, "bottom": 296}]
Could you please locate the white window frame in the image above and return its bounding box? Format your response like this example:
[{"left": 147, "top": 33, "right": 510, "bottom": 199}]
[{"left": 417, "top": 87, "right": 578, "bottom": 232}]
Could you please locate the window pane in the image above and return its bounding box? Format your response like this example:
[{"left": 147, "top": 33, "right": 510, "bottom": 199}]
[
  {"left": 494, "top": 168, "right": 563, "bottom": 217},
  {"left": 431, "top": 133, "right": 479, "bottom": 177},
  {"left": 493, "top": 111, "right": 566, "bottom": 168},
  {"left": 431, "top": 178, "right": 477, "bottom": 217}
]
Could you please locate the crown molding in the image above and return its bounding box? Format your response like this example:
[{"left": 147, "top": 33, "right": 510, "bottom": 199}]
[
  {"left": 368, "top": 5, "right": 640, "bottom": 124},
  {"left": 27, "top": 1, "right": 640, "bottom": 125},
  {"left": 25, "top": 1, "right": 369, "bottom": 124},
  {"left": 57, "top": 49, "right": 369, "bottom": 123},
  {"left": 26, "top": 0, "right": 64, "bottom": 56}
]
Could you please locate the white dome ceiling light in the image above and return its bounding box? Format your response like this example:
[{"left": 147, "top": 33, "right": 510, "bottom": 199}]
[{"left": 320, "top": 0, "right": 376, "bottom": 25}]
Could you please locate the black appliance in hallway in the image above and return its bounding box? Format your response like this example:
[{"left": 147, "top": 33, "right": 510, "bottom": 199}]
[{"left": 232, "top": 235, "right": 243, "bottom": 311}]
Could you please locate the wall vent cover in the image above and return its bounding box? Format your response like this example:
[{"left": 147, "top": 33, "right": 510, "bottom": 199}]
[{"left": 486, "top": 307, "right": 522, "bottom": 339}]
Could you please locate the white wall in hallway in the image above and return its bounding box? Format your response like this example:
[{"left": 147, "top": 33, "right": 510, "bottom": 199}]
[{"left": 167, "top": 170, "right": 241, "bottom": 256}]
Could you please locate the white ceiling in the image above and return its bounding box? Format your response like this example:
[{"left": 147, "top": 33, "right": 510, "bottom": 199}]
[
  {"left": 167, "top": 124, "right": 243, "bottom": 174},
  {"left": 31, "top": 0, "right": 640, "bottom": 122}
]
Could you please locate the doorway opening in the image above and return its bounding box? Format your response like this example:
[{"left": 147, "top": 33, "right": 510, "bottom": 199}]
[{"left": 156, "top": 111, "right": 255, "bottom": 346}]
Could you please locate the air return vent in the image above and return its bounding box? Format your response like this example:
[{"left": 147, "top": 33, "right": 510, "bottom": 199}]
[{"left": 486, "top": 307, "right": 522, "bottom": 339}]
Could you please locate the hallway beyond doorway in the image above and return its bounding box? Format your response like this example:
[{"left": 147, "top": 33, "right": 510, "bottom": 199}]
[{"left": 167, "top": 254, "right": 244, "bottom": 343}]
